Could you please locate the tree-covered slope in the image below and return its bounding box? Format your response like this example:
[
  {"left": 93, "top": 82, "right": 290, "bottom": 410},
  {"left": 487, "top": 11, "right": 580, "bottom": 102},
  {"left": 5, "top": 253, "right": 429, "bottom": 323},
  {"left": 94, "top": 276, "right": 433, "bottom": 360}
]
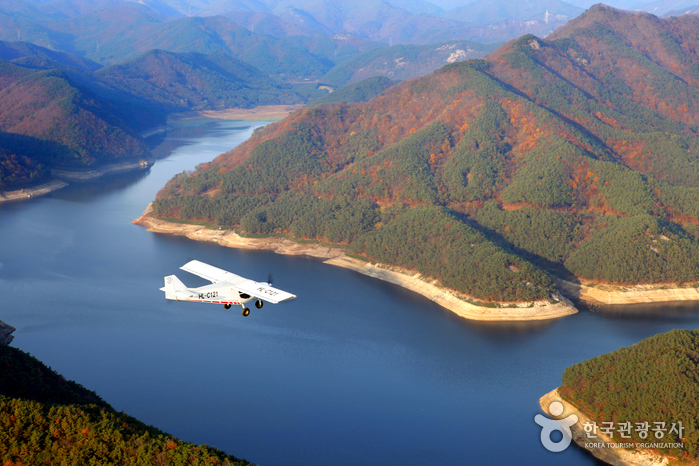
[
  {"left": 321, "top": 40, "right": 498, "bottom": 87},
  {"left": 152, "top": 5, "right": 699, "bottom": 300},
  {"left": 306, "top": 76, "right": 398, "bottom": 106},
  {"left": 0, "top": 60, "right": 150, "bottom": 171},
  {"left": 0, "top": 343, "right": 252, "bottom": 465},
  {"left": 95, "top": 49, "right": 303, "bottom": 111},
  {"left": 560, "top": 328, "right": 699, "bottom": 459}
]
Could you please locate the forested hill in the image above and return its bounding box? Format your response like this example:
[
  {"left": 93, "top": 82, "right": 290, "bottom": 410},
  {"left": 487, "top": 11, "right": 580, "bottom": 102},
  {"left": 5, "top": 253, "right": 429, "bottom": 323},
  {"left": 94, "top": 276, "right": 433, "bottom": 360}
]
[
  {"left": 560, "top": 328, "right": 699, "bottom": 459},
  {"left": 0, "top": 59, "right": 150, "bottom": 188},
  {"left": 0, "top": 45, "right": 306, "bottom": 190},
  {"left": 0, "top": 344, "right": 252, "bottom": 465},
  {"left": 95, "top": 49, "right": 303, "bottom": 111},
  {"left": 153, "top": 5, "right": 699, "bottom": 301}
]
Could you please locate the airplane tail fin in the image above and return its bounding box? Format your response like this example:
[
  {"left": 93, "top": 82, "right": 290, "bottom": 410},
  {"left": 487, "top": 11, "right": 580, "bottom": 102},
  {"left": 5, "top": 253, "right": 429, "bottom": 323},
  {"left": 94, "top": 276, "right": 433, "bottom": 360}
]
[{"left": 161, "top": 275, "right": 190, "bottom": 301}]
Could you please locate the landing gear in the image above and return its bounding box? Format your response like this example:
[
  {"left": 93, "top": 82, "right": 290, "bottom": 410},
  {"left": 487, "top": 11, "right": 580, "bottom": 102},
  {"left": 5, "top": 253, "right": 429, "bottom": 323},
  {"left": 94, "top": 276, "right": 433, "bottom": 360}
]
[
  {"left": 223, "top": 303, "right": 232, "bottom": 309},
  {"left": 242, "top": 307, "right": 250, "bottom": 317},
  {"left": 255, "top": 299, "right": 263, "bottom": 309}
]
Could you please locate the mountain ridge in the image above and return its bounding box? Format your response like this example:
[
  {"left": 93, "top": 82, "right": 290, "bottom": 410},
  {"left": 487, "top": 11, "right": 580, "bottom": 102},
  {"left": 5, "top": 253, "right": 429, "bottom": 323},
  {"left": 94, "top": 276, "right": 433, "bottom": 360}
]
[{"left": 151, "top": 5, "right": 699, "bottom": 301}]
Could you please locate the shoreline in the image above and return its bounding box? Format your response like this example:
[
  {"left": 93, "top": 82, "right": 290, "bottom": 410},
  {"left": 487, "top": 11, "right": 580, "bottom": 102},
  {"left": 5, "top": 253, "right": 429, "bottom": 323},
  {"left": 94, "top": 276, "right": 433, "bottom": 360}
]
[
  {"left": 52, "top": 158, "right": 153, "bottom": 182},
  {"left": 132, "top": 205, "right": 578, "bottom": 322},
  {"left": 0, "top": 180, "right": 68, "bottom": 202},
  {"left": 141, "top": 105, "right": 304, "bottom": 138},
  {"left": 539, "top": 388, "right": 670, "bottom": 466},
  {"left": 557, "top": 278, "right": 699, "bottom": 305},
  {"left": 0, "top": 159, "right": 154, "bottom": 203},
  {"left": 193, "top": 105, "right": 304, "bottom": 121}
]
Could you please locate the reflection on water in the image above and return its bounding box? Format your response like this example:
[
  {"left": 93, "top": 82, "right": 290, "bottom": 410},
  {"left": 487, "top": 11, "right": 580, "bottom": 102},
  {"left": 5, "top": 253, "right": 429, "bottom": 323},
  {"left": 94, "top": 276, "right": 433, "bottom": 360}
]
[
  {"left": 584, "top": 299, "right": 699, "bottom": 321},
  {"left": 462, "top": 316, "right": 558, "bottom": 336},
  {"left": 53, "top": 170, "right": 152, "bottom": 202},
  {"left": 147, "top": 121, "right": 257, "bottom": 159}
]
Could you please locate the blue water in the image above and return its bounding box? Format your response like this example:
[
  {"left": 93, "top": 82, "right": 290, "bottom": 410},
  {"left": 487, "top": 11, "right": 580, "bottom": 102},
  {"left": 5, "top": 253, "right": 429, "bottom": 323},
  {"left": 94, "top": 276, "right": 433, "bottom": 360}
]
[{"left": 1, "top": 119, "right": 697, "bottom": 465}]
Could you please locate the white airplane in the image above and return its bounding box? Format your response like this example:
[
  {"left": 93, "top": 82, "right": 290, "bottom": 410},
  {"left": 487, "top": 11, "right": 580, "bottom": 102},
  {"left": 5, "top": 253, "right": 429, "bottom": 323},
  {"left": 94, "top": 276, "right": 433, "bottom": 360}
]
[{"left": 161, "top": 260, "right": 296, "bottom": 316}]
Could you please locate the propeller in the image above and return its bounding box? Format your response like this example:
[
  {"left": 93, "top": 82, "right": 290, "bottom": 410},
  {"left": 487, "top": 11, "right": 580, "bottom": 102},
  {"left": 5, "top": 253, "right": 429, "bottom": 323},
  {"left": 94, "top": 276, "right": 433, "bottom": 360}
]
[{"left": 267, "top": 272, "right": 274, "bottom": 286}]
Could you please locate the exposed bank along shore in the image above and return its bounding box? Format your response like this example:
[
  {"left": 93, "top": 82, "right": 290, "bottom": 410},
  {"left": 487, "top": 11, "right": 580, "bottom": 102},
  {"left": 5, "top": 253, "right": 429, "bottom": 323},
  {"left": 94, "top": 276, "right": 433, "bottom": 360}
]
[
  {"left": 51, "top": 159, "right": 152, "bottom": 182},
  {"left": 133, "top": 204, "right": 577, "bottom": 322},
  {"left": 142, "top": 105, "right": 305, "bottom": 138},
  {"left": 540, "top": 388, "right": 671, "bottom": 466},
  {"left": 0, "top": 180, "right": 68, "bottom": 202},
  {"left": 0, "top": 159, "right": 153, "bottom": 203},
  {"left": 557, "top": 279, "right": 699, "bottom": 306}
]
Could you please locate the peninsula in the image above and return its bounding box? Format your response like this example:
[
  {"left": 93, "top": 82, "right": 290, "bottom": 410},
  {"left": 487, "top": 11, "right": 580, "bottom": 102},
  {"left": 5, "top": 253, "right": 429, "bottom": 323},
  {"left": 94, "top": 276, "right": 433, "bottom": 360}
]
[
  {"left": 51, "top": 158, "right": 154, "bottom": 182},
  {"left": 134, "top": 205, "right": 577, "bottom": 321},
  {"left": 541, "top": 329, "right": 699, "bottom": 465},
  {"left": 147, "top": 6, "right": 699, "bottom": 315},
  {"left": 0, "top": 180, "right": 68, "bottom": 203},
  {"left": 539, "top": 388, "right": 671, "bottom": 466}
]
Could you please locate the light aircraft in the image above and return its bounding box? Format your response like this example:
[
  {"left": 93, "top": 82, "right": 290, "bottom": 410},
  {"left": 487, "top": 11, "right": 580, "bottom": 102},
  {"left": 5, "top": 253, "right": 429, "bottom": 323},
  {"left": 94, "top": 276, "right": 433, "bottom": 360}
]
[{"left": 161, "top": 260, "right": 296, "bottom": 316}]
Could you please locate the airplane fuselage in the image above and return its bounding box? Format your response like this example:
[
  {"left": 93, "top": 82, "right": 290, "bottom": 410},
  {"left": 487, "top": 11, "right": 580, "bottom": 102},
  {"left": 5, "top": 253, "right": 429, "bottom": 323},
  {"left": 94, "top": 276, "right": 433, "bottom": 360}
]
[{"left": 161, "top": 260, "right": 296, "bottom": 316}]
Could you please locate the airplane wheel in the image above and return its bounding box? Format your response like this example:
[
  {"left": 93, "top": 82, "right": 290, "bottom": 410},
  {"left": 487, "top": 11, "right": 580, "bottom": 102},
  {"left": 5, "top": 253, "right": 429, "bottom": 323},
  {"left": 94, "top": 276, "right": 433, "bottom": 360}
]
[
  {"left": 223, "top": 303, "right": 231, "bottom": 310},
  {"left": 255, "top": 299, "right": 263, "bottom": 309},
  {"left": 242, "top": 308, "right": 250, "bottom": 317}
]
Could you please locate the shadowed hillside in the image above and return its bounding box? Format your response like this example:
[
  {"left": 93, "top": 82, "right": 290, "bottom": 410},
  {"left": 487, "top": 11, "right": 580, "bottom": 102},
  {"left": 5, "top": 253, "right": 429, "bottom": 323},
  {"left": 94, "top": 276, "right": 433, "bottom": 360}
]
[
  {"left": 0, "top": 43, "right": 313, "bottom": 189},
  {"left": 0, "top": 343, "right": 253, "bottom": 465},
  {"left": 0, "top": 60, "right": 150, "bottom": 170},
  {"left": 0, "top": 40, "right": 102, "bottom": 71}
]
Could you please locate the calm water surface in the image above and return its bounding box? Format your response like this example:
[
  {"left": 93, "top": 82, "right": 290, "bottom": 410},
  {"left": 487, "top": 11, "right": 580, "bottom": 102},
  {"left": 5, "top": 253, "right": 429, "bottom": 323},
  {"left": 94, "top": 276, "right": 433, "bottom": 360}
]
[{"left": 2, "top": 120, "right": 698, "bottom": 465}]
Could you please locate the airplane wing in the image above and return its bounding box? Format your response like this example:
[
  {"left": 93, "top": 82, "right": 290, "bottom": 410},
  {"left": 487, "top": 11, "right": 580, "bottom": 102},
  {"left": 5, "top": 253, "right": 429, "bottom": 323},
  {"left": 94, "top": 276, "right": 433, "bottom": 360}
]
[
  {"left": 180, "top": 260, "right": 246, "bottom": 285},
  {"left": 235, "top": 279, "right": 296, "bottom": 304},
  {"left": 180, "top": 260, "right": 296, "bottom": 304}
]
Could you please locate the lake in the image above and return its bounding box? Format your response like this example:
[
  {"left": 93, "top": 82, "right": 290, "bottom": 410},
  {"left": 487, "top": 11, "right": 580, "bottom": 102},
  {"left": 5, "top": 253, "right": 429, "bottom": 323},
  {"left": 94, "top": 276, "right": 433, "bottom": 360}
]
[{"left": 2, "top": 119, "right": 698, "bottom": 465}]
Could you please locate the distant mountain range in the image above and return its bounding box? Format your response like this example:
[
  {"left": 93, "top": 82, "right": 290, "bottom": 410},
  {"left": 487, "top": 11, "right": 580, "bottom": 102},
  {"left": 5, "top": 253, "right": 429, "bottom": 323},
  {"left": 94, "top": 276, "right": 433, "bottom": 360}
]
[
  {"left": 0, "top": 40, "right": 102, "bottom": 71},
  {"left": 7, "top": 0, "right": 699, "bottom": 53},
  {"left": 4, "top": 0, "right": 699, "bottom": 191},
  {"left": 0, "top": 0, "right": 579, "bottom": 59},
  {"left": 11, "top": 0, "right": 699, "bottom": 85},
  {"left": 153, "top": 5, "right": 699, "bottom": 301}
]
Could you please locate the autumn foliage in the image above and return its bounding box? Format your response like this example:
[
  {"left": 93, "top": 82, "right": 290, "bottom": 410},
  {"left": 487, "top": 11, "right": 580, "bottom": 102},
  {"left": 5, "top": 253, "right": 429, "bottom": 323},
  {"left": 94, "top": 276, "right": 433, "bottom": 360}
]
[{"left": 156, "top": 6, "right": 699, "bottom": 297}]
